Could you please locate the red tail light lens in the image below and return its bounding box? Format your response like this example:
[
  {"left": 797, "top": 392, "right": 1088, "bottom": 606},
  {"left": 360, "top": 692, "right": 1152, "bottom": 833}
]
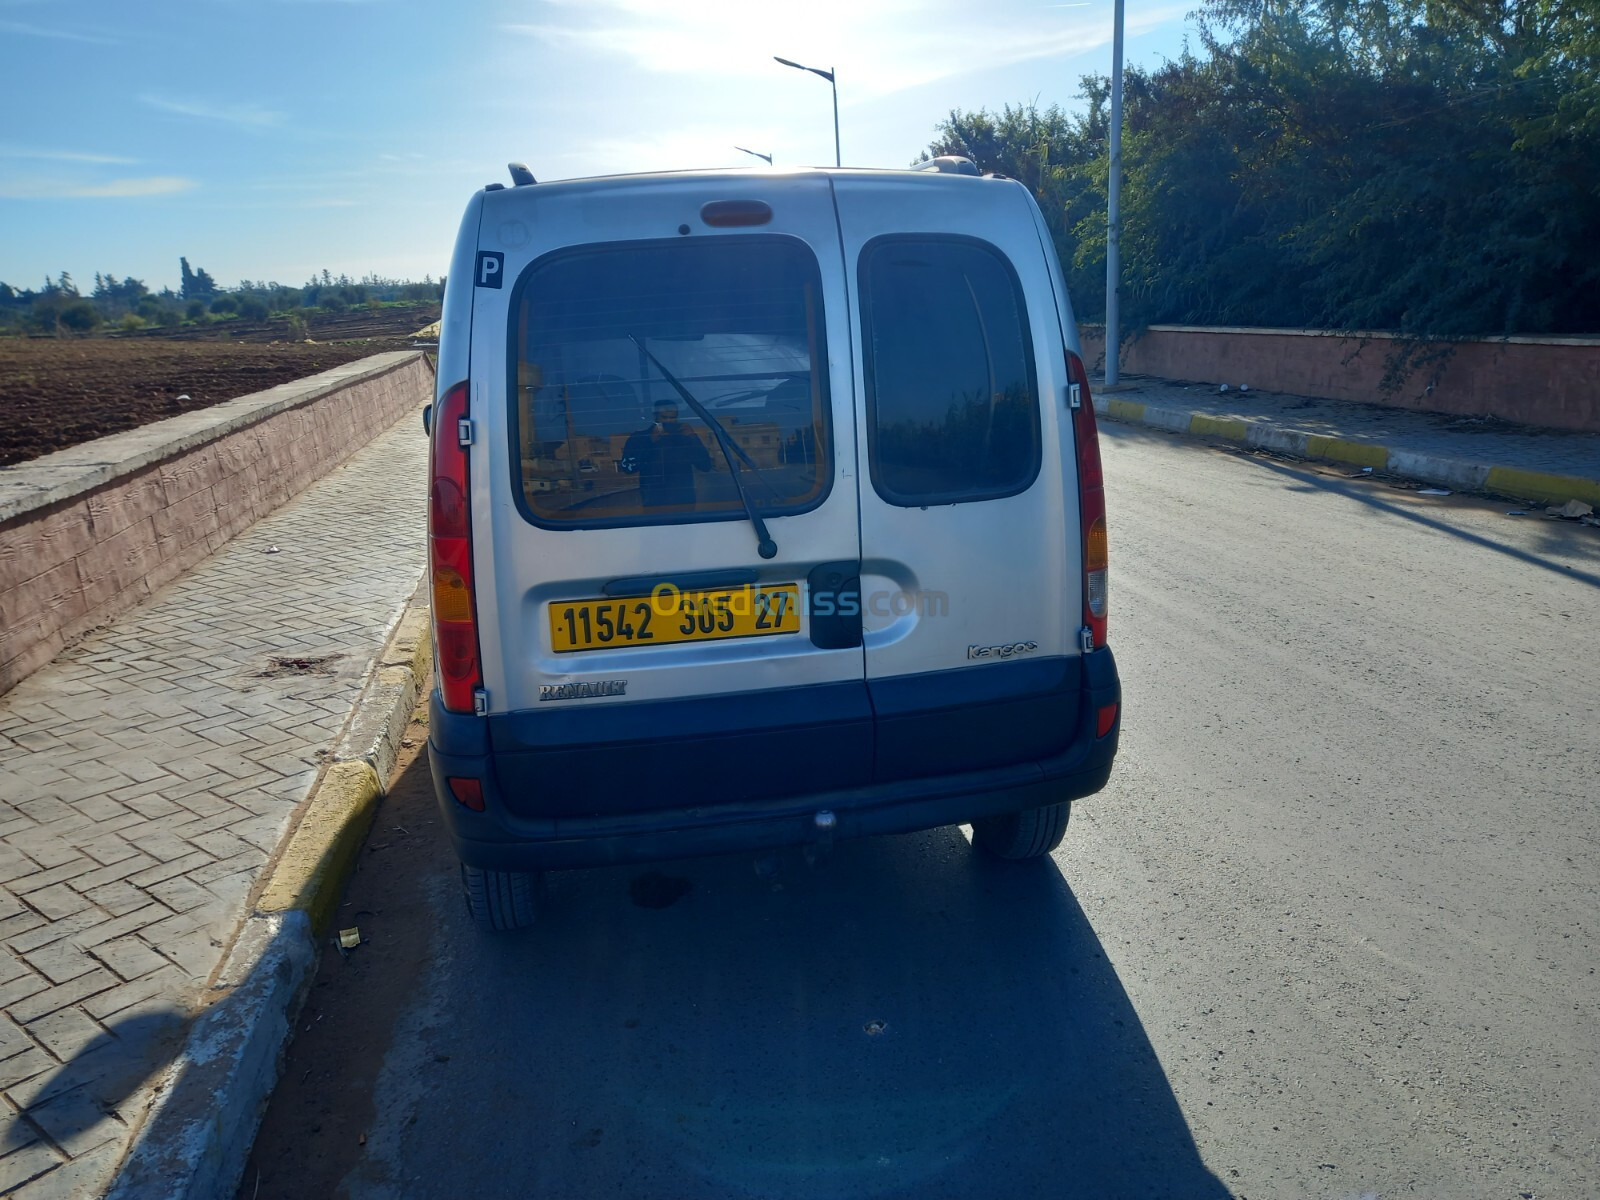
[
  {"left": 429, "top": 381, "right": 482, "bottom": 712},
  {"left": 447, "top": 777, "right": 486, "bottom": 812},
  {"left": 1067, "top": 351, "right": 1108, "bottom": 648}
]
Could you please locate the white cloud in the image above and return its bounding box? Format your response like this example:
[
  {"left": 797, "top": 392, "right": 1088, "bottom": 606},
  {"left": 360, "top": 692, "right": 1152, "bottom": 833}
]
[
  {"left": 0, "top": 175, "right": 194, "bottom": 199},
  {"left": 502, "top": 0, "right": 1188, "bottom": 102},
  {"left": 0, "top": 19, "right": 116, "bottom": 44},
  {"left": 140, "top": 94, "right": 286, "bottom": 128},
  {"left": 0, "top": 147, "right": 138, "bottom": 165}
]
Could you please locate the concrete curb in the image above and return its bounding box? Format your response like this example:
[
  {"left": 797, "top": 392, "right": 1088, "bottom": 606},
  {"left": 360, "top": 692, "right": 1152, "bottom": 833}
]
[
  {"left": 1096, "top": 395, "right": 1600, "bottom": 508},
  {"left": 105, "top": 581, "right": 431, "bottom": 1200}
]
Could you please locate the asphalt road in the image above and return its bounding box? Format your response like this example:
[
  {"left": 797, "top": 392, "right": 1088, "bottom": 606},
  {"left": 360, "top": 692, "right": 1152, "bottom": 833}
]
[{"left": 241, "top": 424, "right": 1600, "bottom": 1200}]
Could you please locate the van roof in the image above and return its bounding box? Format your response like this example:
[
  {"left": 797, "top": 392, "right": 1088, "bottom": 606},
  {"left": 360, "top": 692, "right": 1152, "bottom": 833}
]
[{"left": 478, "top": 162, "right": 1007, "bottom": 200}]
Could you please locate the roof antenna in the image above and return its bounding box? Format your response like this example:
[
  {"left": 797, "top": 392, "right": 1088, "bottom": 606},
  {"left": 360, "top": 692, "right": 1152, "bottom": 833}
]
[{"left": 508, "top": 162, "right": 536, "bottom": 187}]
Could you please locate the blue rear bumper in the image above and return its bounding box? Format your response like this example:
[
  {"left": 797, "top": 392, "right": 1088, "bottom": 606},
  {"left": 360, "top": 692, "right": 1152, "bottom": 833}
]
[{"left": 428, "top": 648, "right": 1120, "bottom": 871}]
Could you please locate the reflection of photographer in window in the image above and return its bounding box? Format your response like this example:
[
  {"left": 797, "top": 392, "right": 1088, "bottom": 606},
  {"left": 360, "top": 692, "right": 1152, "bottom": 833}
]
[{"left": 618, "top": 400, "right": 712, "bottom": 508}]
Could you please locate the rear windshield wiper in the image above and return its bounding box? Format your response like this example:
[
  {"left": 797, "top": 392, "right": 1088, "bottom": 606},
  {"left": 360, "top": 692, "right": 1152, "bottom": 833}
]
[{"left": 630, "top": 335, "right": 779, "bottom": 560}]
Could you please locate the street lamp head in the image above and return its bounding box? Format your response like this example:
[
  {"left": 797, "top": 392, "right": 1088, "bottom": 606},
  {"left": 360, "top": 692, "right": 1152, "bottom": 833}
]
[
  {"left": 773, "top": 54, "right": 841, "bottom": 167},
  {"left": 774, "top": 55, "right": 833, "bottom": 82}
]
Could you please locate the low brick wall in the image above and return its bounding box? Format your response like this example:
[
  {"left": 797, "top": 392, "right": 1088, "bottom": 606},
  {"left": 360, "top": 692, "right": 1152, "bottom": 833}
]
[
  {"left": 0, "top": 352, "right": 431, "bottom": 696},
  {"left": 1079, "top": 325, "right": 1600, "bottom": 434}
]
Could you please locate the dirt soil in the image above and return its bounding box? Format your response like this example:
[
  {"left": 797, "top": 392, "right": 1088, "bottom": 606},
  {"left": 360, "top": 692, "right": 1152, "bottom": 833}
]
[{"left": 0, "top": 303, "right": 438, "bottom": 467}]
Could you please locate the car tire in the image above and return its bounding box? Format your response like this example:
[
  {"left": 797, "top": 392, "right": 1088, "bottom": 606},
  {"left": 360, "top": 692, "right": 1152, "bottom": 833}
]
[
  {"left": 461, "top": 863, "right": 540, "bottom": 931},
  {"left": 972, "top": 800, "right": 1070, "bottom": 860}
]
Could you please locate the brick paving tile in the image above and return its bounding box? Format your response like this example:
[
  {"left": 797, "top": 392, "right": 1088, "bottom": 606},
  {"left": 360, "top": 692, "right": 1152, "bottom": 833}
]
[
  {"left": 67, "top": 796, "right": 131, "bottom": 826},
  {"left": 92, "top": 756, "right": 169, "bottom": 786},
  {"left": 123, "top": 852, "right": 211, "bottom": 890},
  {"left": 8, "top": 969, "right": 118, "bottom": 1025},
  {"left": 0, "top": 837, "right": 79, "bottom": 875},
  {"left": 80, "top": 882, "right": 151, "bottom": 919},
  {"left": 164, "top": 808, "right": 251, "bottom": 840},
  {"left": 126, "top": 909, "right": 198, "bottom": 949},
  {"left": 142, "top": 876, "right": 212, "bottom": 915},
  {"left": 64, "top": 854, "right": 158, "bottom": 896},
  {"left": 87, "top": 938, "right": 168, "bottom": 983},
  {"left": 184, "top": 829, "right": 256, "bottom": 863},
  {"left": 183, "top": 850, "right": 261, "bottom": 890},
  {"left": 0, "top": 851, "right": 40, "bottom": 887},
  {"left": 15, "top": 887, "right": 88, "bottom": 925},
  {"left": 0, "top": 1015, "right": 32, "bottom": 1060},
  {"left": 7, "top": 911, "right": 109, "bottom": 957},
  {"left": 0, "top": 1141, "right": 64, "bottom": 1193},
  {"left": 0, "top": 894, "right": 23, "bottom": 926},
  {"left": 201, "top": 870, "right": 256, "bottom": 918},
  {"left": 80, "top": 965, "right": 189, "bottom": 1023},
  {"left": 11, "top": 1137, "right": 122, "bottom": 1199},
  {"left": 9, "top": 862, "right": 96, "bottom": 895},
  {"left": 72, "top": 834, "right": 140, "bottom": 869},
  {"left": 19, "top": 942, "right": 101, "bottom": 988},
  {"left": 113, "top": 794, "right": 182, "bottom": 822},
  {"left": 123, "top": 830, "right": 196, "bottom": 864},
  {"left": 0, "top": 951, "right": 29, "bottom": 986},
  {"left": 0, "top": 970, "right": 48, "bottom": 1010},
  {"left": 227, "top": 811, "right": 292, "bottom": 852},
  {"left": 0, "top": 907, "right": 48, "bottom": 940},
  {"left": 23, "top": 1006, "right": 107, "bottom": 1063},
  {"left": 71, "top": 905, "right": 171, "bottom": 952},
  {"left": 0, "top": 1048, "right": 54, "bottom": 1092},
  {"left": 148, "top": 927, "right": 224, "bottom": 983}
]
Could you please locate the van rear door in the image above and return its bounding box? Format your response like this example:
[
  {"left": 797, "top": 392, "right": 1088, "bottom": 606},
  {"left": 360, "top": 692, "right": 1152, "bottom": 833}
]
[
  {"left": 465, "top": 174, "right": 868, "bottom": 810},
  {"left": 832, "top": 175, "right": 1084, "bottom": 781}
]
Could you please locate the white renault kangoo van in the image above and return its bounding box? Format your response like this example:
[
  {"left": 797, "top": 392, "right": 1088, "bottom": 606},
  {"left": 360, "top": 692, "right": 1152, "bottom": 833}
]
[{"left": 426, "top": 159, "right": 1120, "bottom": 930}]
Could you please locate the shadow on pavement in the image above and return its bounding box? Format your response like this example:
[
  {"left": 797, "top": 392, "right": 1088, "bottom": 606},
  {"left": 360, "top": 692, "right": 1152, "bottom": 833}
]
[
  {"left": 1240, "top": 453, "right": 1600, "bottom": 589},
  {"left": 1, "top": 1006, "right": 186, "bottom": 1153},
  {"left": 408, "top": 824, "right": 1232, "bottom": 1200}
]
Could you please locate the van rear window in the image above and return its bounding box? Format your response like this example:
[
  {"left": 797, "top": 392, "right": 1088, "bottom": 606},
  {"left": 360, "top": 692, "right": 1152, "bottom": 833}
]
[
  {"left": 859, "top": 237, "right": 1041, "bottom": 506},
  {"left": 510, "top": 237, "right": 832, "bottom": 527}
]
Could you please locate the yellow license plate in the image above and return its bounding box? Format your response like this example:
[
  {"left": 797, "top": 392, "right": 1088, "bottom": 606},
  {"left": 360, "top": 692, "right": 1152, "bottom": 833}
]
[{"left": 549, "top": 583, "right": 801, "bottom": 653}]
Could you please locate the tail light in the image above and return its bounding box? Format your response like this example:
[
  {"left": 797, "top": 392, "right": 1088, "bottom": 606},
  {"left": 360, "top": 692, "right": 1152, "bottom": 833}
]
[
  {"left": 1067, "top": 351, "right": 1108, "bottom": 649},
  {"left": 429, "top": 381, "right": 483, "bottom": 712}
]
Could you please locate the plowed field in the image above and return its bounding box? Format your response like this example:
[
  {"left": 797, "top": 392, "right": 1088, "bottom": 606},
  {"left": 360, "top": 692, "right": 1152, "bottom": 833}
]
[{"left": 0, "top": 304, "right": 438, "bottom": 467}]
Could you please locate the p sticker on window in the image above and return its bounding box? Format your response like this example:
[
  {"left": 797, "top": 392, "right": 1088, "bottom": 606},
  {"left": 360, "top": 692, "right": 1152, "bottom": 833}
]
[{"left": 476, "top": 251, "right": 505, "bottom": 289}]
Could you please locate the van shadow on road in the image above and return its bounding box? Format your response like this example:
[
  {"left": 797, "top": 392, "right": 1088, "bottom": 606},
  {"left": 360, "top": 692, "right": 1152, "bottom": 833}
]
[{"left": 374, "top": 819, "right": 1232, "bottom": 1200}]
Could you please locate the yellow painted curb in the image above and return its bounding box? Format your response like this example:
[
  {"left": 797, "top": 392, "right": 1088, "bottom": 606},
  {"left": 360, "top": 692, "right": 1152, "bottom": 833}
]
[
  {"left": 258, "top": 761, "right": 382, "bottom": 935},
  {"left": 1485, "top": 467, "right": 1600, "bottom": 509},
  {"left": 1106, "top": 398, "right": 1147, "bottom": 423},
  {"left": 1303, "top": 435, "right": 1389, "bottom": 469},
  {"left": 1189, "top": 414, "right": 1249, "bottom": 441}
]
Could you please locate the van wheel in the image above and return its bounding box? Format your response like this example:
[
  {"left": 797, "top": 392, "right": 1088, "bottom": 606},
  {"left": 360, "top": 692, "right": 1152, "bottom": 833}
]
[
  {"left": 972, "top": 801, "right": 1070, "bottom": 860},
  {"left": 461, "top": 863, "right": 541, "bottom": 931}
]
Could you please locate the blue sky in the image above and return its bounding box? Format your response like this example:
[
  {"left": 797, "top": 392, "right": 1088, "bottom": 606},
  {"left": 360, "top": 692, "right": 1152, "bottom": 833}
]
[{"left": 1, "top": 0, "right": 1196, "bottom": 293}]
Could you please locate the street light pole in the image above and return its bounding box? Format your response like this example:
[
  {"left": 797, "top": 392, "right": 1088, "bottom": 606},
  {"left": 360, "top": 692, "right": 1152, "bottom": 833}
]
[
  {"left": 773, "top": 56, "right": 840, "bottom": 167},
  {"left": 1105, "top": 0, "right": 1124, "bottom": 387}
]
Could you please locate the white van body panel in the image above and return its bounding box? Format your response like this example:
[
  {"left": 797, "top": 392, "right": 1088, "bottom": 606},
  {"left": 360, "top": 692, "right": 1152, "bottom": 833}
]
[
  {"left": 435, "top": 192, "right": 483, "bottom": 403},
  {"left": 830, "top": 175, "right": 1082, "bottom": 680},
  {"left": 465, "top": 172, "right": 864, "bottom": 714}
]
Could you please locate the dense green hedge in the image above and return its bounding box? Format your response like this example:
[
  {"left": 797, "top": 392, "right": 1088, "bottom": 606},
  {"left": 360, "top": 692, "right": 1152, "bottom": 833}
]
[{"left": 925, "top": 0, "right": 1599, "bottom": 337}]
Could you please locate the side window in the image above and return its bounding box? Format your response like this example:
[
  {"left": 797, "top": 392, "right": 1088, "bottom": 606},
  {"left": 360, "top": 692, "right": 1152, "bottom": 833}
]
[{"left": 859, "top": 237, "right": 1041, "bottom": 506}]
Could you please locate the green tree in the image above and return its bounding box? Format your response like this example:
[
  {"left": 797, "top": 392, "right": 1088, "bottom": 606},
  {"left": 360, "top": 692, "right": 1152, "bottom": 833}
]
[{"left": 58, "top": 300, "right": 101, "bottom": 333}]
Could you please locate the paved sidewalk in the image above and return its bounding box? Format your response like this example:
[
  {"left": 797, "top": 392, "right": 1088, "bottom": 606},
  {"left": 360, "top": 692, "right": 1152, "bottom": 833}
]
[
  {"left": 0, "top": 409, "right": 426, "bottom": 1196},
  {"left": 1092, "top": 374, "right": 1600, "bottom": 506}
]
